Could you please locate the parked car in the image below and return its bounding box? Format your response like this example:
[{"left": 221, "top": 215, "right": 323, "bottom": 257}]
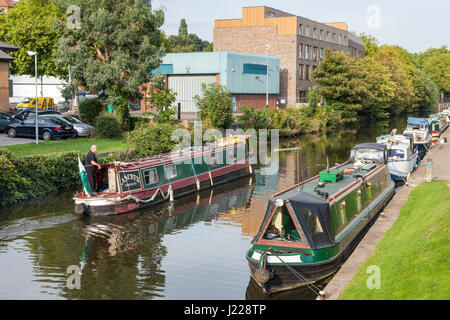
[
  {"left": 12, "top": 108, "right": 61, "bottom": 121},
  {"left": 47, "top": 114, "right": 94, "bottom": 138},
  {"left": 56, "top": 101, "right": 70, "bottom": 112},
  {"left": 17, "top": 97, "right": 55, "bottom": 110},
  {"left": 5, "top": 116, "right": 75, "bottom": 141},
  {"left": 0, "top": 112, "right": 20, "bottom": 132}
]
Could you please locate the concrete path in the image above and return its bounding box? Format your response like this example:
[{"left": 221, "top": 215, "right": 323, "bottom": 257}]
[
  {"left": 318, "top": 128, "right": 450, "bottom": 300},
  {"left": 0, "top": 133, "right": 36, "bottom": 147}
]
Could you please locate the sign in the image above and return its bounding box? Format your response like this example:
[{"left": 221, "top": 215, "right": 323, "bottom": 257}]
[
  {"left": 119, "top": 170, "right": 142, "bottom": 192},
  {"left": 78, "top": 93, "right": 86, "bottom": 103}
]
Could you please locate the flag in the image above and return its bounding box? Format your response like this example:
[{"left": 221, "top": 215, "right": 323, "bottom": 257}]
[{"left": 78, "top": 157, "right": 93, "bottom": 197}]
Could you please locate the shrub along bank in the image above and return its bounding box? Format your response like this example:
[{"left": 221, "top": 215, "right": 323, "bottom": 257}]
[{"left": 0, "top": 149, "right": 113, "bottom": 208}]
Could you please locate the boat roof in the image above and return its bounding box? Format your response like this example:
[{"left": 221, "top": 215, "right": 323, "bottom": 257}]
[{"left": 407, "top": 117, "right": 431, "bottom": 125}]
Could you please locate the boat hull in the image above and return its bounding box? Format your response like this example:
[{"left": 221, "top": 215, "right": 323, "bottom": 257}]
[
  {"left": 75, "top": 165, "right": 253, "bottom": 216},
  {"left": 387, "top": 156, "right": 417, "bottom": 180}
]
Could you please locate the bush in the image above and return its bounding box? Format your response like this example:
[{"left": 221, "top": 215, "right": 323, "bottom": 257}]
[
  {"left": 238, "top": 106, "right": 271, "bottom": 130},
  {"left": 194, "top": 83, "right": 233, "bottom": 129},
  {"left": 95, "top": 113, "right": 122, "bottom": 139},
  {"left": 79, "top": 99, "right": 106, "bottom": 123},
  {"left": 126, "top": 123, "right": 181, "bottom": 158}
]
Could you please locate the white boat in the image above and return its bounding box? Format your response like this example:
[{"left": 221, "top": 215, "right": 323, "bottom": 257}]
[
  {"left": 402, "top": 118, "right": 432, "bottom": 157},
  {"left": 377, "top": 129, "right": 418, "bottom": 181}
]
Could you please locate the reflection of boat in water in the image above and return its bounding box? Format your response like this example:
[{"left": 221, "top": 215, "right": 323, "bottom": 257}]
[
  {"left": 246, "top": 143, "right": 395, "bottom": 294},
  {"left": 376, "top": 129, "right": 418, "bottom": 181},
  {"left": 77, "top": 177, "right": 255, "bottom": 257},
  {"left": 74, "top": 136, "right": 254, "bottom": 216}
]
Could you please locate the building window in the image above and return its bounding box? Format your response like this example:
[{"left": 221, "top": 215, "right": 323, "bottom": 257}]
[
  {"left": 304, "top": 45, "right": 309, "bottom": 60},
  {"left": 320, "top": 30, "right": 324, "bottom": 40},
  {"left": 333, "top": 33, "right": 336, "bottom": 43},
  {"left": 143, "top": 168, "right": 158, "bottom": 185},
  {"left": 305, "top": 65, "right": 310, "bottom": 80},
  {"left": 299, "top": 24, "right": 303, "bottom": 35},
  {"left": 339, "top": 34, "right": 342, "bottom": 45},
  {"left": 243, "top": 63, "right": 267, "bottom": 75},
  {"left": 344, "top": 36, "right": 347, "bottom": 46},
  {"left": 299, "top": 91, "right": 306, "bottom": 103},
  {"left": 312, "top": 47, "right": 317, "bottom": 61},
  {"left": 319, "top": 48, "right": 324, "bottom": 60},
  {"left": 313, "top": 28, "right": 317, "bottom": 39},
  {"left": 299, "top": 64, "right": 304, "bottom": 80},
  {"left": 305, "top": 25, "right": 310, "bottom": 37},
  {"left": 299, "top": 44, "right": 303, "bottom": 59},
  {"left": 327, "top": 31, "right": 330, "bottom": 42}
]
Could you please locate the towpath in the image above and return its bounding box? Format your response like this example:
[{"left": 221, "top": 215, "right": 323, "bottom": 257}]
[{"left": 318, "top": 129, "right": 450, "bottom": 300}]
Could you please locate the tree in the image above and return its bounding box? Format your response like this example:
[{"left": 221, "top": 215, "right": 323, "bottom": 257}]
[
  {"left": 0, "top": 0, "right": 67, "bottom": 79},
  {"left": 147, "top": 88, "right": 178, "bottom": 124},
  {"left": 312, "top": 50, "right": 369, "bottom": 123},
  {"left": 54, "top": 0, "right": 165, "bottom": 123},
  {"left": 194, "top": 83, "right": 233, "bottom": 129},
  {"left": 414, "top": 46, "right": 450, "bottom": 93},
  {"left": 358, "top": 33, "right": 380, "bottom": 57},
  {"left": 178, "top": 18, "right": 188, "bottom": 38},
  {"left": 166, "top": 19, "right": 213, "bottom": 53}
]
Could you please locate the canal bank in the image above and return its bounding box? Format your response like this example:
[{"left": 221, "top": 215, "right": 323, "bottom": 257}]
[{"left": 318, "top": 129, "right": 450, "bottom": 300}]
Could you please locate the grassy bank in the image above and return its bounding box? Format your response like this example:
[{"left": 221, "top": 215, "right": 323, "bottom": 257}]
[
  {"left": 0, "top": 138, "right": 128, "bottom": 158},
  {"left": 339, "top": 181, "right": 450, "bottom": 300}
]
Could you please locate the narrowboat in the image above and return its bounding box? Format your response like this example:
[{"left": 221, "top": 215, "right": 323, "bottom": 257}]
[
  {"left": 429, "top": 113, "right": 448, "bottom": 143},
  {"left": 73, "top": 136, "right": 254, "bottom": 216},
  {"left": 376, "top": 129, "right": 418, "bottom": 181},
  {"left": 246, "top": 143, "right": 395, "bottom": 294},
  {"left": 402, "top": 117, "right": 432, "bottom": 157}
]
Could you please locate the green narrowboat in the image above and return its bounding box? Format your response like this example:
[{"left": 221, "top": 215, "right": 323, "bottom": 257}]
[
  {"left": 246, "top": 143, "right": 395, "bottom": 294},
  {"left": 74, "top": 136, "right": 254, "bottom": 216}
]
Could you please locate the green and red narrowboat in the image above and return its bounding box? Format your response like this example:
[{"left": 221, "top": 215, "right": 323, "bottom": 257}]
[
  {"left": 246, "top": 143, "right": 395, "bottom": 294},
  {"left": 73, "top": 136, "right": 254, "bottom": 216}
]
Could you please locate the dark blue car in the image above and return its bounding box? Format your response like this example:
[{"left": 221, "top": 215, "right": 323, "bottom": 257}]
[
  {"left": 5, "top": 116, "right": 75, "bottom": 141},
  {"left": 0, "top": 112, "right": 19, "bottom": 132}
]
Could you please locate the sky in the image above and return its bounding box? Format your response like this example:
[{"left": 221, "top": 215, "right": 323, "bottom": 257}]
[{"left": 150, "top": 0, "right": 449, "bottom": 54}]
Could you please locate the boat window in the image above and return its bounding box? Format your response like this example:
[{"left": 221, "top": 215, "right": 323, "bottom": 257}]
[
  {"left": 164, "top": 163, "right": 177, "bottom": 180},
  {"left": 263, "top": 206, "right": 302, "bottom": 242},
  {"left": 299, "top": 208, "right": 324, "bottom": 235},
  {"left": 143, "top": 168, "right": 158, "bottom": 185},
  {"left": 388, "top": 149, "right": 405, "bottom": 159}
]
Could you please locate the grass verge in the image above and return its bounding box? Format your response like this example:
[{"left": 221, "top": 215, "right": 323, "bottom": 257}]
[
  {"left": 339, "top": 180, "right": 450, "bottom": 300},
  {"left": 0, "top": 138, "right": 128, "bottom": 158}
]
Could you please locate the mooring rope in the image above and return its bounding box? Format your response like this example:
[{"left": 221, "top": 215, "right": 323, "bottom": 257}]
[{"left": 103, "top": 185, "right": 173, "bottom": 204}]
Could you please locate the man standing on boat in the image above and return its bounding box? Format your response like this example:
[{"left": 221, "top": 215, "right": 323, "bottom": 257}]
[{"left": 85, "top": 145, "right": 101, "bottom": 192}]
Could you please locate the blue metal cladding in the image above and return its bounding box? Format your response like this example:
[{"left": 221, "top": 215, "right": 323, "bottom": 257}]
[
  {"left": 152, "top": 64, "right": 174, "bottom": 75},
  {"left": 243, "top": 63, "right": 267, "bottom": 75}
]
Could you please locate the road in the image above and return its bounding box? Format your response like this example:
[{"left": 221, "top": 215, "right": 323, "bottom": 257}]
[{"left": 0, "top": 133, "right": 36, "bottom": 147}]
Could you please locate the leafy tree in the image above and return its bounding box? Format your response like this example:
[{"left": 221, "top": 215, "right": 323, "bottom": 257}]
[
  {"left": 414, "top": 46, "right": 450, "bottom": 93},
  {"left": 54, "top": 0, "right": 165, "bottom": 122},
  {"left": 194, "top": 83, "right": 233, "bottom": 129},
  {"left": 166, "top": 18, "right": 213, "bottom": 53},
  {"left": 0, "top": 0, "right": 67, "bottom": 78},
  {"left": 147, "top": 88, "right": 178, "bottom": 124},
  {"left": 358, "top": 33, "right": 380, "bottom": 57},
  {"left": 312, "top": 50, "right": 368, "bottom": 123},
  {"left": 178, "top": 18, "right": 188, "bottom": 37}
]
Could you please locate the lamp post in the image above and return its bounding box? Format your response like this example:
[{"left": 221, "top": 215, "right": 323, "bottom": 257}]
[
  {"left": 27, "top": 51, "right": 38, "bottom": 144},
  {"left": 265, "top": 44, "right": 270, "bottom": 108}
]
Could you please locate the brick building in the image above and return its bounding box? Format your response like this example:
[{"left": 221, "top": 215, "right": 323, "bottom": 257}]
[
  {"left": 0, "top": 41, "right": 17, "bottom": 112},
  {"left": 214, "top": 6, "right": 365, "bottom": 107},
  {"left": 0, "top": 0, "right": 15, "bottom": 13}
]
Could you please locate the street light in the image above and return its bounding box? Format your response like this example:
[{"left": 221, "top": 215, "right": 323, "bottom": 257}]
[{"left": 27, "top": 51, "right": 38, "bottom": 144}]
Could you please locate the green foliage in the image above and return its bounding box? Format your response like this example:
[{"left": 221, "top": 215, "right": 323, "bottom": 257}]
[
  {"left": 238, "top": 106, "right": 271, "bottom": 130},
  {"left": 95, "top": 113, "right": 122, "bottom": 139},
  {"left": 146, "top": 88, "right": 178, "bottom": 124},
  {"left": 112, "top": 97, "right": 132, "bottom": 132},
  {"left": 165, "top": 18, "right": 213, "bottom": 53},
  {"left": 358, "top": 33, "right": 380, "bottom": 57},
  {"left": 126, "top": 123, "right": 181, "bottom": 158},
  {"left": 194, "top": 83, "right": 233, "bottom": 129},
  {"left": 0, "top": 150, "right": 80, "bottom": 207},
  {"left": 413, "top": 46, "right": 450, "bottom": 92},
  {"left": 0, "top": 0, "right": 67, "bottom": 78},
  {"left": 54, "top": 0, "right": 165, "bottom": 108},
  {"left": 78, "top": 99, "right": 106, "bottom": 123}
]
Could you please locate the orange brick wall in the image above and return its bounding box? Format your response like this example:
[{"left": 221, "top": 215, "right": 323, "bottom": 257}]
[{"left": 0, "top": 61, "right": 10, "bottom": 112}]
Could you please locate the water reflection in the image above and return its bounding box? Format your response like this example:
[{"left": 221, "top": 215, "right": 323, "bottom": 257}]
[{"left": 0, "top": 116, "right": 415, "bottom": 299}]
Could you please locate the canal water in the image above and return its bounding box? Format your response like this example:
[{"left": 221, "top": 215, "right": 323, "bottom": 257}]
[{"left": 0, "top": 118, "right": 408, "bottom": 300}]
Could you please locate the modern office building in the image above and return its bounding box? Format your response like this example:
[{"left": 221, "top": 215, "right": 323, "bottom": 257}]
[
  {"left": 143, "top": 51, "right": 280, "bottom": 113},
  {"left": 214, "top": 6, "right": 365, "bottom": 107}
]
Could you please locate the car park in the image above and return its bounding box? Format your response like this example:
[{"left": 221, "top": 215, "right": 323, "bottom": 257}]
[
  {"left": 5, "top": 116, "right": 75, "bottom": 141},
  {"left": 46, "top": 114, "right": 94, "bottom": 138},
  {"left": 0, "top": 112, "right": 20, "bottom": 132},
  {"left": 12, "top": 108, "right": 61, "bottom": 121}
]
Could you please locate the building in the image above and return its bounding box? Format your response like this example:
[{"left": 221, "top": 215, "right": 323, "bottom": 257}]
[
  {"left": 142, "top": 51, "right": 280, "bottom": 113},
  {"left": 10, "top": 75, "right": 69, "bottom": 106},
  {"left": 214, "top": 6, "right": 365, "bottom": 107},
  {"left": 0, "top": 41, "right": 17, "bottom": 112},
  {"left": 0, "top": 0, "right": 15, "bottom": 13}
]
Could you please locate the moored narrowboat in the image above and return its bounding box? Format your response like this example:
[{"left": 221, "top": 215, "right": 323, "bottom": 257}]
[
  {"left": 73, "top": 136, "right": 254, "bottom": 216},
  {"left": 403, "top": 117, "right": 432, "bottom": 157},
  {"left": 429, "top": 113, "right": 449, "bottom": 143},
  {"left": 246, "top": 143, "right": 395, "bottom": 294}
]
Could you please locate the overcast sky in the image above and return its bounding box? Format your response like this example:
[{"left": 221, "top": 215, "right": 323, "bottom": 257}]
[{"left": 150, "top": 0, "right": 449, "bottom": 54}]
